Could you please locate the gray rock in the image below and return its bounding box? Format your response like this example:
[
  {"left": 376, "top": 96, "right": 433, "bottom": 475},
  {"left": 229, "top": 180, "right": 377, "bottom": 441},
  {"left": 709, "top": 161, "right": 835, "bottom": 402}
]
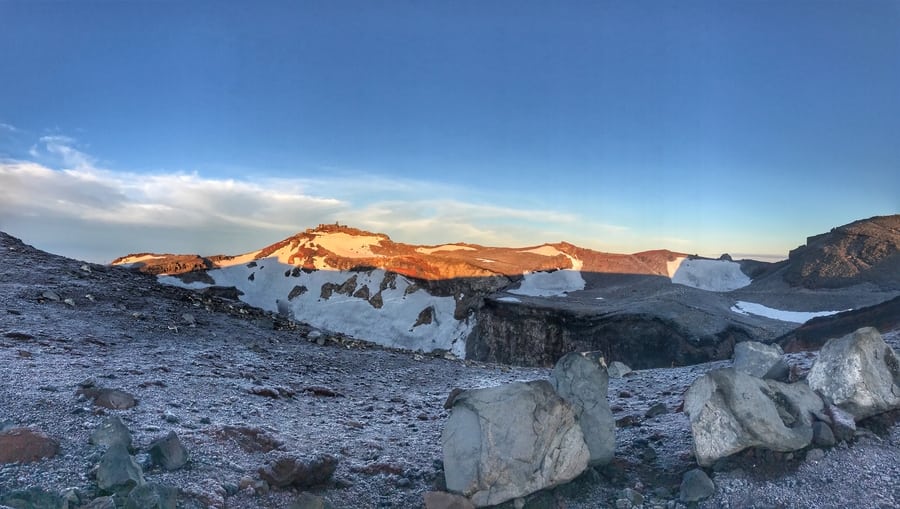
[
  {"left": 124, "top": 483, "right": 177, "bottom": 509},
  {"left": 679, "top": 468, "right": 715, "bottom": 502},
  {"left": 732, "top": 341, "right": 789, "bottom": 381},
  {"left": 550, "top": 351, "right": 615, "bottom": 466},
  {"left": 257, "top": 452, "right": 338, "bottom": 488},
  {"left": 607, "top": 361, "right": 632, "bottom": 378},
  {"left": 90, "top": 416, "right": 133, "bottom": 450},
  {"left": 806, "top": 448, "right": 826, "bottom": 462},
  {"left": 812, "top": 421, "right": 836, "bottom": 447},
  {"left": 442, "top": 380, "right": 589, "bottom": 507},
  {"left": 97, "top": 443, "right": 144, "bottom": 494},
  {"left": 644, "top": 402, "right": 668, "bottom": 419},
  {"left": 0, "top": 487, "right": 66, "bottom": 509},
  {"left": 683, "top": 368, "right": 823, "bottom": 466},
  {"left": 82, "top": 496, "right": 117, "bottom": 509},
  {"left": 148, "top": 432, "right": 188, "bottom": 471},
  {"left": 807, "top": 327, "right": 900, "bottom": 420},
  {"left": 826, "top": 404, "right": 857, "bottom": 442},
  {"left": 41, "top": 290, "right": 61, "bottom": 301}
]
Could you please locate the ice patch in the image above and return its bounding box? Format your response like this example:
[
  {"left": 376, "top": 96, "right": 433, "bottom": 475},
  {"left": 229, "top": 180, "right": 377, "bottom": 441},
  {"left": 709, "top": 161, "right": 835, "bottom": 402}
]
[
  {"left": 671, "top": 259, "right": 751, "bottom": 292},
  {"left": 497, "top": 296, "right": 522, "bottom": 303},
  {"left": 731, "top": 301, "right": 847, "bottom": 323}
]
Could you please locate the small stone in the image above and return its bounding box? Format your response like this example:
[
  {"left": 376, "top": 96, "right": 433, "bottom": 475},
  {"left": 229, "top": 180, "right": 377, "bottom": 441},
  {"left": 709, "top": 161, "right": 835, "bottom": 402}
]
[
  {"left": 607, "top": 361, "right": 632, "bottom": 378},
  {"left": 148, "top": 432, "right": 189, "bottom": 471},
  {"left": 182, "top": 313, "right": 196, "bottom": 326},
  {"left": 396, "top": 477, "right": 411, "bottom": 488},
  {"left": 82, "top": 496, "right": 117, "bottom": 509},
  {"left": 812, "top": 421, "right": 836, "bottom": 447},
  {"left": 41, "top": 290, "right": 61, "bottom": 301},
  {"left": 124, "top": 483, "right": 178, "bottom": 509},
  {"left": 623, "top": 487, "right": 644, "bottom": 506},
  {"left": 163, "top": 411, "right": 179, "bottom": 423},
  {"left": 258, "top": 453, "right": 338, "bottom": 488},
  {"left": 64, "top": 298, "right": 76, "bottom": 307},
  {"left": 644, "top": 402, "right": 668, "bottom": 419},
  {"left": 289, "top": 492, "right": 336, "bottom": 509},
  {"left": 806, "top": 448, "right": 825, "bottom": 462},
  {"left": 78, "top": 387, "right": 137, "bottom": 410},
  {"left": 679, "top": 468, "right": 715, "bottom": 503},
  {"left": 90, "top": 416, "right": 133, "bottom": 450}
]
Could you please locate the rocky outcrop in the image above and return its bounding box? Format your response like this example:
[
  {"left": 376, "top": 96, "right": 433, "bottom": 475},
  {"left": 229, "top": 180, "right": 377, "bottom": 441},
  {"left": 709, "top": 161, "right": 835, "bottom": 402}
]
[
  {"left": 683, "top": 368, "right": 824, "bottom": 466},
  {"left": 442, "top": 380, "right": 589, "bottom": 507},
  {"left": 807, "top": 327, "right": 900, "bottom": 420},
  {"left": 550, "top": 352, "right": 615, "bottom": 466},
  {"left": 471, "top": 300, "right": 756, "bottom": 368},
  {"left": 783, "top": 215, "right": 900, "bottom": 290}
]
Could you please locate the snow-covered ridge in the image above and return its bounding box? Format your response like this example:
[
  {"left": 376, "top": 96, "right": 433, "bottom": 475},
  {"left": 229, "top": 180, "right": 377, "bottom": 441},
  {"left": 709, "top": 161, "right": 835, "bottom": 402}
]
[
  {"left": 160, "top": 257, "right": 471, "bottom": 357},
  {"left": 509, "top": 245, "right": 585, "bottom": 297}
]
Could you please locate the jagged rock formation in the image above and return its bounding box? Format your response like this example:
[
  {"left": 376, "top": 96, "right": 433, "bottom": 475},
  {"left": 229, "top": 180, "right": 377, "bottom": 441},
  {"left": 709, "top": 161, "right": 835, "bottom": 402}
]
[{"left": 783, "top": 215, "right": 900, "bottom": 290}]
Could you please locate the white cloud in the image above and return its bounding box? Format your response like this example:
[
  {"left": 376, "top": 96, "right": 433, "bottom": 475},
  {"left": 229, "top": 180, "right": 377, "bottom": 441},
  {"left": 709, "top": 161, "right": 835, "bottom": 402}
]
[
  {"left": 1, "top": 135, "right": 634, "bottom": 262},
  {"left": 0, "top": 122, "right": 19, "bottom": 133}
]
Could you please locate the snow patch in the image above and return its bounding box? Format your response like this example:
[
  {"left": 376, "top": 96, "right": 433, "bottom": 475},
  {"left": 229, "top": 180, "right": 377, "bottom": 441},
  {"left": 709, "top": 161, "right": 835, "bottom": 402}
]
[
  {"left": 671, "top": 259, "right": 750, "bottom": 292},
  {"left": 416, "top": 244, "right": 476, "bottom": 254},
  {"left": 520, "top": 245, "right": 565, "bottom": 257},
  {"left": 313, "top": 232, "right": 385, "bottom": 258},
  {"left": 497, "top": 296, "right": 522, "bottom": 303},
  {"left": 666, "top": 256, "right": 687, "bottom": 278},
  {"left": 116, "top": 254, "right": 166, "bottom": 265},
  {"left": 476, "top": 258, "right": 496, "bottom": 263},
  {"left": 731, "top": 301, "right": 847, "bottom": 323}
]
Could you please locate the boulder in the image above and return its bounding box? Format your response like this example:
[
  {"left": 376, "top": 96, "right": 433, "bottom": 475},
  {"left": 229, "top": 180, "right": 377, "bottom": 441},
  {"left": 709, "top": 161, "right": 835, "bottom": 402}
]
[
  {"left": 442, "top": 380, "right": 589, "bottom": 507},
  {"left": 96, "top": 443, "right": 144, "bottom": 494},
  {"left": 807, "top": 327, "right": 900, "bottom": 420},
  {"left": 148, "top": 432, "right": 188, "bottom": 471},
  {"left": 549, "top": 351, "right": 615, "bottom": 465},
  {"left": 0, "top": 428, "right": 59, "bottom": 463},
  {"left": 732, "top": 341, "right": 789, "bottom": 381},
  {"left": 683, "top": 368, "right": 824, "bottom": 466},
  {"left": 0, "top": 488, "right": 66, "bottom": 509}
]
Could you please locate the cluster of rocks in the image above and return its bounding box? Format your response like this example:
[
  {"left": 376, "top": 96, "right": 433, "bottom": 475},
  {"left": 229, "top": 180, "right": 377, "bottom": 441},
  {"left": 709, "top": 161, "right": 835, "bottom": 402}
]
[
  {"left": 434, "top": 327, "right": 900, "bottom": 508},
  {"left": 0, "top": 391, "right": 337, "bottom": 509},
  {"left": 685, "top": 327, "right": 900, "bottom": 468}
]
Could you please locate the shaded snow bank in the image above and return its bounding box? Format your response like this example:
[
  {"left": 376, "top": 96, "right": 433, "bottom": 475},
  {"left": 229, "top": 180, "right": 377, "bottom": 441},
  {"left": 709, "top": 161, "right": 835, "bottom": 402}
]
[{"left": 731, "top": 301, "right": 847, "bottom": 323}]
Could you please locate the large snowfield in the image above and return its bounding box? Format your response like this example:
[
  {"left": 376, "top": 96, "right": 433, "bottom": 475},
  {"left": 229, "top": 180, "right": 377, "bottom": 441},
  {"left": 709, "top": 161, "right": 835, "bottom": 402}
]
[{"left": 670, "top": 258, "right": 751, "bottom": 292}]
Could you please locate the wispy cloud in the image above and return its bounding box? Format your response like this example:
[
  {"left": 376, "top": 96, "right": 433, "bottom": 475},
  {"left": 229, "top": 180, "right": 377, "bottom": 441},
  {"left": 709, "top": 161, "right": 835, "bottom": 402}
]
[
  {"left": 0, "top": 134, "right": 634, "bottom": 261},
  {"left": 0, "top": 122, "right": 19, "bottom": 133}
]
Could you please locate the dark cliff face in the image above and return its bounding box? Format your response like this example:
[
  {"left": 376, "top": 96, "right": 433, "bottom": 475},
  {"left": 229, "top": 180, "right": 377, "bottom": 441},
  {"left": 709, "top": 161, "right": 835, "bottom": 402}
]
[
  {"left": 783, "top": 215, "right": 900, "bottom": 290},
  {"left": 778, "top": 295, "right": 900, "bottom": 352},
  {"left": 469, "top": 299, "right": 753, "bottom": 369}
]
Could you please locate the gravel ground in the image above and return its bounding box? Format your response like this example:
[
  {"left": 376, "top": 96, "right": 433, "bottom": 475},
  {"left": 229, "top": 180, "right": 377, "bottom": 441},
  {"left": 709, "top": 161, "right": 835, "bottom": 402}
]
[{"left": 2, "top": 232, "right": 899, "bottom": 509}]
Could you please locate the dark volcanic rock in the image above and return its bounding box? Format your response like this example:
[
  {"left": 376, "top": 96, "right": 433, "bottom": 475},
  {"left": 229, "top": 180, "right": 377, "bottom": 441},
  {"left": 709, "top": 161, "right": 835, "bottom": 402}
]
[
  {"left": 783, "top": 215, "right": 900, "bottom": 290},
  {"left": 90, "top": 416, "right": 133, "bottom": 450},
  {"left": 148, "top": 432, "right": 189, "bottom": 471},
  {"left": 779, "top": 295, "right": 900, "bottom": 352},
  {"left": 78, "top": 387, "right": 138, "bottom": 409},
  {"left": 471, "top": 300, "right": 754, "bottom": 368},
  {"left": 0, "top": 487, "right": 66, "bottom": 509}
]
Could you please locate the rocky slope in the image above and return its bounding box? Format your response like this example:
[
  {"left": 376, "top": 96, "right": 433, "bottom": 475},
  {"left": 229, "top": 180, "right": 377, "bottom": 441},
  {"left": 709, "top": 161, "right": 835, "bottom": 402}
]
[
  {"left": 781, "top": 214, "right": 900, "bottom": 290},
  {"left": 2, "top": 231, "right": 899, "bottom": 509}
]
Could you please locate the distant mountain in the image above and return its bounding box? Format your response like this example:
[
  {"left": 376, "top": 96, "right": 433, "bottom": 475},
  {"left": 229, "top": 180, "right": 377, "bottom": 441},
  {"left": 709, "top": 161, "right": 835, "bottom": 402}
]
[
  {"left": 782, "top": 215, "right": 900, "bottom": 290},
  {"left": 110, "top": 217, "right": 900, "bottom": 367}
]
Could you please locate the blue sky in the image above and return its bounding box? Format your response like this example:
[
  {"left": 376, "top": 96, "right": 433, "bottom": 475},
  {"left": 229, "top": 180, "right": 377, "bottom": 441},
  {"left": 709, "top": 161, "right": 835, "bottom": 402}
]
[{"left": 1, "top": 0, "right": 898, "bottom": 263}]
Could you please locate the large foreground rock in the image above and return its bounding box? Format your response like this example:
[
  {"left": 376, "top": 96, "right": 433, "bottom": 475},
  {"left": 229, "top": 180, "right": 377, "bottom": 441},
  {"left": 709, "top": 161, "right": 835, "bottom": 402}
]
[
  {"left": 684, "top": 368, "right": 824, "bottom": 466},
  {"left": 550, "top": 351, "right": 615, "bottom": 465},
  {"left": 807, "top": 327, "right": 900, "bottom": 420},
  {"left": 442, "top": 380, "right": 589, "bottom": 507}
]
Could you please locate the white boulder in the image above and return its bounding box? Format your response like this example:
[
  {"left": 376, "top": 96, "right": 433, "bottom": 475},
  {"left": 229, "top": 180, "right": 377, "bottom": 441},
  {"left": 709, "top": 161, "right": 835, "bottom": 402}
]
[{"left": 550, "top": 352, "right": 615, "bottom": 466}]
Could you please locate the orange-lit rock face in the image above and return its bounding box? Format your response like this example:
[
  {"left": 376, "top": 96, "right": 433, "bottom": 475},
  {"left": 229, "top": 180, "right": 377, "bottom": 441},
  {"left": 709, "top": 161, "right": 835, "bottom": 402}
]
[{"left": 112, "top": 224, "right": 686, "bottom": 281}]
